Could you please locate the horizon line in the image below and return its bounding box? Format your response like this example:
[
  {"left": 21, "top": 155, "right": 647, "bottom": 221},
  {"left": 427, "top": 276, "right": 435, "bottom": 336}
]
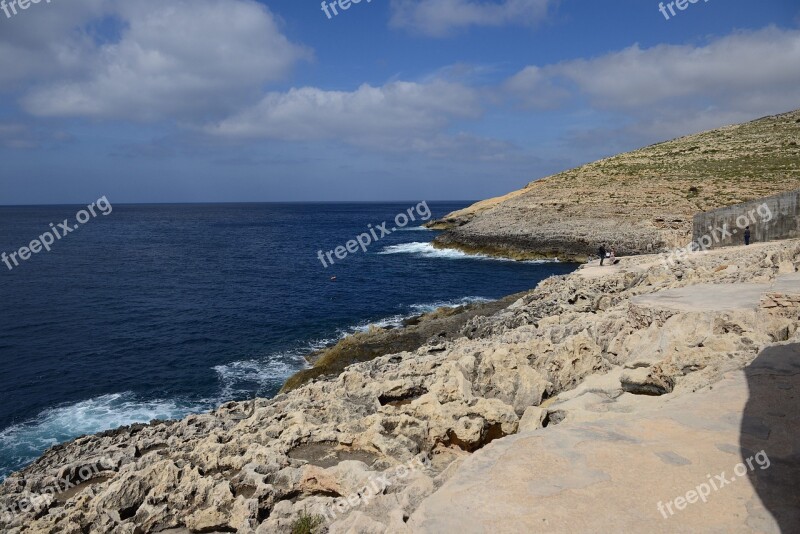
[{"left": 0, "top": 199, "right": 480, "bottom": 208}]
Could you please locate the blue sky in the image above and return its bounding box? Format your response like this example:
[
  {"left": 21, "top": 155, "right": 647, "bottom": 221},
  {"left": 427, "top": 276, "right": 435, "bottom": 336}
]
[{"left": 0, "top": 0, "right": 798, "bottom": 204}]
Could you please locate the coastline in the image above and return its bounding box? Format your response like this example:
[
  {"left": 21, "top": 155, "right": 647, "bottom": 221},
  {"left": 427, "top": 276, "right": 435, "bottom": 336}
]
[
  {"left": 2, "top": 238, "right": 798, "bottom": 532},
  {"left": 429, "top": 235, "right": 579, "bottom": 263},
  {"left": 425, "top": 110, "right": 800, "bottom": 263},
  {"left": 281, "top": 240, "right": 575, "bottom": 393},
  {"left": 0, "top": 221, "right": 568, "bottom": 482},
  {"left": 3, "top": 3, "right": 799, "bottom": 531},
  {"left": 280, "top": 290, "right": 536, "bottom": 393}
]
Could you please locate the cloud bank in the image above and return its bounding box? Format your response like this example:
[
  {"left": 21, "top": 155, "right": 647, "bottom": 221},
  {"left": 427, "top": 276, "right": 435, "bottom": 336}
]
[{"left": 389, "top": 0, "right": 555, "bottom": 37}]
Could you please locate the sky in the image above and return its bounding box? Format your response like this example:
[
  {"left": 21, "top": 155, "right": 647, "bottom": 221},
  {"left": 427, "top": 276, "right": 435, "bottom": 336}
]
[{"left": 0, "top": 0, "right": 798, "bottom": 204}]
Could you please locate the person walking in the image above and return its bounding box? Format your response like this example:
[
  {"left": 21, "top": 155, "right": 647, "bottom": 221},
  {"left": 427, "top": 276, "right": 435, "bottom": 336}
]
[
  {"left": 609, "top": 248, "right": 616, "bottom": 265},
  {"left": 744, "top": 226, "right": 751, "bottom": 246},
  {"left": 598, "top": 245, "right": 607, "bottom": 266}
]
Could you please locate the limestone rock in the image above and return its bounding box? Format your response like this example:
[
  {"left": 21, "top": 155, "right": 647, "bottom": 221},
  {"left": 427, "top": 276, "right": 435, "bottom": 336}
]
[
  {"left": 518, "top": 407, "right": 548, "bottom": 432},
  {"left": 1, "top": 239, "right": 798, "bottom": 533}
]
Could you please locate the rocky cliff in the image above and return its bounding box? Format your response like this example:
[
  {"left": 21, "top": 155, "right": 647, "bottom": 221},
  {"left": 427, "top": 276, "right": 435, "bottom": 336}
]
[
  {"left": 1, "top": 238, "right": 799, "bottom": 533},
  {"left": 431, "top": 109, "right": 800, "bottom": 261}
]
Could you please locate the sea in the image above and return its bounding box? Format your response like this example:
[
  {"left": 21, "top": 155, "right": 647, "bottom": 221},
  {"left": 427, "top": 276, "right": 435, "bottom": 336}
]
[{"left": 0, "top": 202, "right": 578, "bottom": 478}]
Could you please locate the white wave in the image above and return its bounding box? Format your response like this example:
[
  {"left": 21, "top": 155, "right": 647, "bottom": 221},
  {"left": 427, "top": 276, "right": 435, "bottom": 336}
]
[
  {"left": 305, "top": 335, "right": 347, "bottom": 352},
  {"left": 349, "top": 314, "right": 408, "bottom": 333},
  {"left": 213, "top": 352, "right": 309, "bottom": 398},
  {"left": 0, "top": 348, "right": 316, "bottom": 478},
  {"left": 409, "top": 296, "right": 492, "bottom": 314},
  {"left": 343, "top": 296, "right": 492, "bottom": 334},
  {"left": 0, "top": 393, "right": 211, "bottom": 479},
  {"left": 377, "top": 242, "right": 558, "bottom": 263},
  {"left": 396, "top": 226, "right": 433, "bottom": 231},
  {"left": 378, "top": 242, "right": 468, "bottom": 258}
]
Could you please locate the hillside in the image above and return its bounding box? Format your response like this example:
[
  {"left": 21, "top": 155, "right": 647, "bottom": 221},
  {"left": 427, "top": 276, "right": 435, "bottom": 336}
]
[{"left": 431, "top": 109, "right": 800, "bottom": 261}]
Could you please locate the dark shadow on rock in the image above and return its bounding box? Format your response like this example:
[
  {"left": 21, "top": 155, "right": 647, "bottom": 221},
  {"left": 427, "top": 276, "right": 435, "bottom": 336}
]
[{"left": 741, "top": 343, "right": 800, "bottom": 532}]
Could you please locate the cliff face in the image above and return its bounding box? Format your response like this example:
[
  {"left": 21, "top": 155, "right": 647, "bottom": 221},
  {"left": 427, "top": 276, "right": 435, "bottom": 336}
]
[
  {"left": 432, "top": 109, "right": 800, "bottom": 261},
  {"left": 1, "top": 239, "right": 799, "bottom": 533}
]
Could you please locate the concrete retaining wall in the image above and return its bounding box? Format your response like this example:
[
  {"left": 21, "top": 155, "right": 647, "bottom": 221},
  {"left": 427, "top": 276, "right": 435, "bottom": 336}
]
[{"left": 692, "top": 190, "right": 800, "bottom": 248}]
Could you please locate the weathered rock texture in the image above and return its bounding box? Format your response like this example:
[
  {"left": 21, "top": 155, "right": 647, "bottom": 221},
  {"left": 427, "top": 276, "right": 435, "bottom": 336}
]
[
  {"left": 409, "top": 343, "right": 800, "bottom": 533},
  {"left": 1, "top": 240, "right": 799, "bottom": 533},
  {"left": 430, "top": 110, "right": 800, "bottom": 261},
  {"left": 280, "top": 291, "right": 530, "bottom": 393}
]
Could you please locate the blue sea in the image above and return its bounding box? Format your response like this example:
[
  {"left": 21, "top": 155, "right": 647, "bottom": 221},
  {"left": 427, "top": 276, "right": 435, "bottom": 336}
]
[{"left": 0, "top": 202, "right": 577, "bottom": 478}]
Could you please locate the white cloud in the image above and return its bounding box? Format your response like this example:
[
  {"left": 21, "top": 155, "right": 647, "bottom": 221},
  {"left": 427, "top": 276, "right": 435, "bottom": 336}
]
[
  {"left": 17, "top": 0, "right": 309, "bottom": 121},
  {"left": 0, "top": 0, "right": 110, "bottom": 88},
  {"left": 206, "top": 80, "right": 482, "bottom": 151},
  {"left": 390, "top": 0, "right": 556, "bottom": 37},
  {"left": 505, "top": 26, "right": 800, "bottom": 140},
  {"left": 507, "top": 27, "right": 800, "bottom": 113},
  {"left": 504, "top": 65, "right": 569, "bottom": 110}
]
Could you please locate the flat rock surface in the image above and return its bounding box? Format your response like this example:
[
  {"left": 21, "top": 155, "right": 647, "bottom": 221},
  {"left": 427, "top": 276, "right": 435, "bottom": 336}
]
[
  {"left": 631, "top": 283, "right": 771, "bottom": 312},
  {"left": 630, "top": 273, "right": 799, "bottom": 312},
  {"left": 409, "top": 344, "right": 800, "bottom": 533},
  {"left": 772, "top": 272, "right": 800, "bottom": 293}
]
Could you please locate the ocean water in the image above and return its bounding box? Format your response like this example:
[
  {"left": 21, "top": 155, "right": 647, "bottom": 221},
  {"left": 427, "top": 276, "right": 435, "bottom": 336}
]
[{"left": 0, "top": 202, "right": 577, "bottom": 478}]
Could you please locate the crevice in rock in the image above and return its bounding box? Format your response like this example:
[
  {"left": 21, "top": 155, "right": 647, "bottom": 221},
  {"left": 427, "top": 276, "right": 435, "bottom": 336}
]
[
  {"left": 257, "top": 504, "right": 272, "bottom": 523},
  {"left": 378, "top": 387, "right": 427, "bottom": 407},
  {"left": 119, "top": 502, "right": 142, "bottom": 521},
  {"left": 621, "top": 378, "right": 674, "bottom": 396},
  {"left": 440, "top": 422, "right": 509, "bottom": 453},
  {"left": 199, "top": 466, "right": 236, "bottom": 477},
  {"left": 542, "top": 410, "right": 566, "bottom": 428},
  {"left": 135, "top": 444, "right": 168, "bottom": 458},
  {"left": 192, "top": 526, "right": 236, "bottom": 533},
  {"left": 287, "top": 442, "right": 380, "bottom": 469},
  {"left": 482, "top": 423, "right": 506, "bottom": 447},
  {"left": 382, "top": 420, "right": 398, "bottom": 433},
  {"left": 441, "top": 430, "right": 472, "bottom": 452}
]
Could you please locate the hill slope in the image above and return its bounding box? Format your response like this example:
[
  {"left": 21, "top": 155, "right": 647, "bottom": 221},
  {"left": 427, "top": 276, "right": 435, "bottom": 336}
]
[{"left": 432, "top": 109, "right": 800, "bottom": 261}]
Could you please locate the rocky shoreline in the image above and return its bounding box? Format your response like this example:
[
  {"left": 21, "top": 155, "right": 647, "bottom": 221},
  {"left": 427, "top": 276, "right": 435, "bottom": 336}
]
[
  {"left": 280, "top": 291, "right": 535, "bottom": 393},
  {"left": 427, "top": 110, "right": 800, "bottom": 262},
  {"left": 1, "top": 238, "right": 798, "bottom": 533}
]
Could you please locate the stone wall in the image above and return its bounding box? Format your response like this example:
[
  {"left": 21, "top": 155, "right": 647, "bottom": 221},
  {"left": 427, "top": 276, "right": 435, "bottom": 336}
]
[{"left": 692, "top": 190, "right": 800, "bottom": 248}]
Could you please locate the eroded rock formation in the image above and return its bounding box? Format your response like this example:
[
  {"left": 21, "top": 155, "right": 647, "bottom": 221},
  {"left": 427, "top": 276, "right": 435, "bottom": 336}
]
[{"left": 1, "top": 240, "right": 799, "bottom": 533}]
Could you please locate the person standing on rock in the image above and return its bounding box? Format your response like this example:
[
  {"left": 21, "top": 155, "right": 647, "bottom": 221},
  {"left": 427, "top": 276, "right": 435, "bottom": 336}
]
[
  {"left": 745, "top": 226, "right": 751, "bottom": 246},
  {"left": 598, "top": 245, "right": 607, "bottom": 266}
]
